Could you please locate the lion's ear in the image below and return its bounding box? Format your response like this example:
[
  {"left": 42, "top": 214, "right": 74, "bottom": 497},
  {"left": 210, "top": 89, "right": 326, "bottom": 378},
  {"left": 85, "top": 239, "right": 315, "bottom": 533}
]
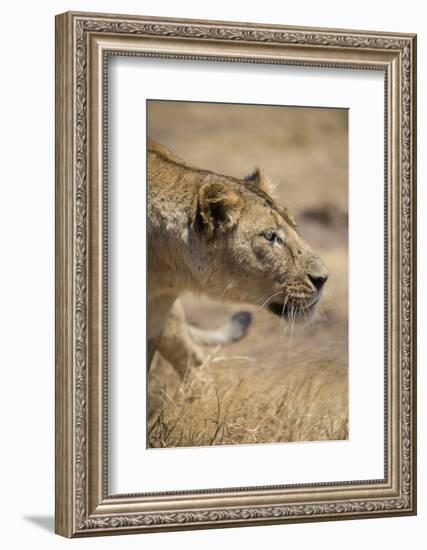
[
  {"left": 194, "top": 180, "right": 243, "bottom": 240},
  {"left": 244, "top": 167, "right": 275, "bottom": 196}
]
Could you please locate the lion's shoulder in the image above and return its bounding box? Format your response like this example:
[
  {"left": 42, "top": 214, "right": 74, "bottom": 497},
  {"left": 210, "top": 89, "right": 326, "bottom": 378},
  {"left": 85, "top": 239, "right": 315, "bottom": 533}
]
[{"left": 148, "top": 138, "right": 195, "bottom": 172}]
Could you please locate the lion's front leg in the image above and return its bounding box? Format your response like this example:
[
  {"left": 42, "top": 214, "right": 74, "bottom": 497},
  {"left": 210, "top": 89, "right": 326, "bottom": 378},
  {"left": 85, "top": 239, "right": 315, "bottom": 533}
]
[{"left": 156, "top": 300, "right": 206, "bottom": 379}]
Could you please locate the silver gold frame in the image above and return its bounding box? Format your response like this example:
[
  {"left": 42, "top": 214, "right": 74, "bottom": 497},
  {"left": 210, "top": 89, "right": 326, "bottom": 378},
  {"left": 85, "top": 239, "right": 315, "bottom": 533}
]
[{"left": 55, "top": 11, "right": 417, "bottom": 538}]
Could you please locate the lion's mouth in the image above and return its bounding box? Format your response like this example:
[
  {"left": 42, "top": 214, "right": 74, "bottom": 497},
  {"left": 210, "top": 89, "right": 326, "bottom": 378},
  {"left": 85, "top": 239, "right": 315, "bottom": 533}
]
[{"left": 268, "top": 299, "right": 317, "bottom": 321}]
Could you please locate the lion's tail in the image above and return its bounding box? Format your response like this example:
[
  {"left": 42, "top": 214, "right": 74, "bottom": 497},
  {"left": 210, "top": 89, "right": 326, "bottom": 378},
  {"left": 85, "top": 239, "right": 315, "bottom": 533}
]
[{"left": 188, "top": 311, "right": 252, "bottom": 346}]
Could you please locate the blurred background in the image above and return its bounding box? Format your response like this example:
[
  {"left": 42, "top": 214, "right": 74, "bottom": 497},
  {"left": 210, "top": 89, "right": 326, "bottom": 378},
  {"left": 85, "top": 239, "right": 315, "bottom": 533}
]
[{"left": 147, "top": 100, "right": 348, "bottom": 448}]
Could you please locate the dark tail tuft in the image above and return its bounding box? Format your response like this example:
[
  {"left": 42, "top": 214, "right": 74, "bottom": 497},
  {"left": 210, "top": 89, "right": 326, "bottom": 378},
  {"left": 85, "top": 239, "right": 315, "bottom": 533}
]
[
  {"left": 188, "top": 310, "right": 253, "bottom": 346},
  {"left": 229, "top": 311, "right": 252, "bottom": 341}
]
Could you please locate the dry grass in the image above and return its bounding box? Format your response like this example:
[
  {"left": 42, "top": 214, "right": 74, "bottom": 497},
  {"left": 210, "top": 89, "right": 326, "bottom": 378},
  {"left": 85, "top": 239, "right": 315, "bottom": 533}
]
[
  {"left": 147, "top": 101, "right": 348, "bottom": 448},
  {"left": 148, "top": 333, "right": 348, "bottom": 448}
]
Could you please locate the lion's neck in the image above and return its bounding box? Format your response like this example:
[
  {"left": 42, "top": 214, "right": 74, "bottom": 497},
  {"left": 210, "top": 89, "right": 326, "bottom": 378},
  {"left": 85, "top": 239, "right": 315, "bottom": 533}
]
[
  {"left": 148, "top": 180, "right": 209, "bottom": 293},
  {"left": 148, "top": 204, "right": 209, "bottom": 341},
  {"left": 148, "top": 213, "right": 202, "bottom": 292}
]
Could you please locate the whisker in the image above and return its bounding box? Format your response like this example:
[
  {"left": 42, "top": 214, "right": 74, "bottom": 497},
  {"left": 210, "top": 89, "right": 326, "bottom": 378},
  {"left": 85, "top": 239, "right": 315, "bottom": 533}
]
[
  {"left": 281, "top": 296, "right": 287, "bottom": 319},
  {"left": 299, "top": 305, "right": 307, "bottom": 325},
  {"left": 317, "top": 304, "right": 331, "bottom": 326},
  {"left": 218, "top": 281, "right": 234, "bottom": 301},
  {"left": 289, "top": 305, "right": 296, "bottom": 341},
  {"left": 302, "top": 302, "right": 312, "bottom": 326},
  {"left": 283, "top": 300, "right": 292, "bottom": 340},
  {"left": 259, "top": 291, "right": 284, "bottom": 309},
  {"left": 280, "top": 296, "right": 290, "bottom": 341}
]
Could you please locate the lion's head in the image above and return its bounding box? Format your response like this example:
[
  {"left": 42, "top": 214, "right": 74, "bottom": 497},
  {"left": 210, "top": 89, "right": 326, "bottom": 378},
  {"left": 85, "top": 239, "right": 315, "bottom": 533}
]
[{"left": 193, "top": 169, "right": 328, "bottom": 321}]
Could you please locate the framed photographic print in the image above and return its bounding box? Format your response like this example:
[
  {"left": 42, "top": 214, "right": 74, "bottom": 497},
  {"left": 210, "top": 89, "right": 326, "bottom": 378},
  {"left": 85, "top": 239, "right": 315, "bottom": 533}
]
[{"left": 55, "top": 11, "right": 417, "bottom": 537}]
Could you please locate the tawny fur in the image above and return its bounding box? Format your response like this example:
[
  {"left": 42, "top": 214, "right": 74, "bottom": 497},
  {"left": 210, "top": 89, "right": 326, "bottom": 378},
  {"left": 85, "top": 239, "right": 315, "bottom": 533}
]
[{"left": 148, "top": 139, "right": 328, "bottom": 378}]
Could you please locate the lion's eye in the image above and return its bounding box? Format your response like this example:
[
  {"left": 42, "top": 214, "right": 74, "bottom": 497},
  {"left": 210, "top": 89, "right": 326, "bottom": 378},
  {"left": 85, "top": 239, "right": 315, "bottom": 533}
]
[
  {"left": 263, "top": 230, "right": 275, "bottom": 241},
  {"left": 263, "top": 230, "right": 280, "bottom": 242},
  {"left": 263, "top": 230, "right": 284, "bottom": 245}
]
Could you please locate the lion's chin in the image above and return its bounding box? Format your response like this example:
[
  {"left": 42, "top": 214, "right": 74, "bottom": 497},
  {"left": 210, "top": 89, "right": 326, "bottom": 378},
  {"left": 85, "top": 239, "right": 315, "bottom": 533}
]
[{"left": 267, "top": 300, "right": 317, "bottom": 322}]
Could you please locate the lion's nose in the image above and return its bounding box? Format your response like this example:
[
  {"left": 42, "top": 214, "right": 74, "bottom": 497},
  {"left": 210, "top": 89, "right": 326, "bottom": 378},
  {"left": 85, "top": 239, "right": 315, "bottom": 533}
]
[{"left": 308, "top": 273, "right": 328, "bottom": 291}]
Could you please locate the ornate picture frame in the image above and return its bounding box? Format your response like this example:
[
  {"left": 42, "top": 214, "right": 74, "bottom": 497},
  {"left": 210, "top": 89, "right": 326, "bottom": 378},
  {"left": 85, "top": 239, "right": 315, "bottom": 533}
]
[{"left": 55, "top": 11, "right": 417, "bottom": 537}]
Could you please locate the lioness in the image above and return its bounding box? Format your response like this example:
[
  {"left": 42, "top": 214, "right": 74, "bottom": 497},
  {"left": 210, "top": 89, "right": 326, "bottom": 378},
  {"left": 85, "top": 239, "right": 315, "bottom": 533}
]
[{"left": 148, "top": 139, "right": 328, "bottom": 378}]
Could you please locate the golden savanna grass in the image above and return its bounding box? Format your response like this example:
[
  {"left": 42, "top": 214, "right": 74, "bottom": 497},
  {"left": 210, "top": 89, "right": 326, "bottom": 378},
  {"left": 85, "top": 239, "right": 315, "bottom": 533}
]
[
  {"left": 148, "top": 101, "right": 348, "bottom": 448},
  {"left": 148, "top": 348, "right": 347, "bottom": 448}
]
